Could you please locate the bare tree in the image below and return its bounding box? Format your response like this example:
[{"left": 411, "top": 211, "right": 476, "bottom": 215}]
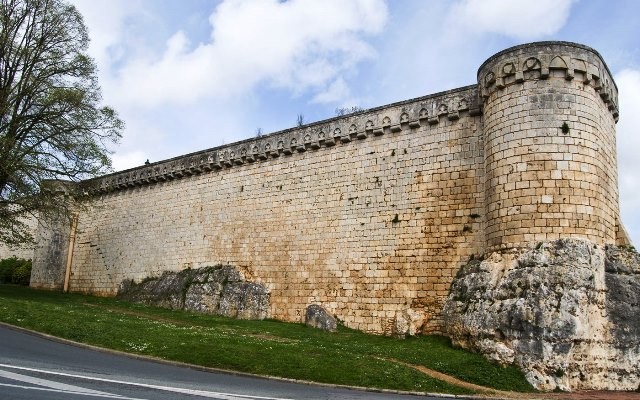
[
  {"left": 335, "top": 106, "right": 365, "bottom": 116},
  {"left": 0, "top": 0, "right": 123, "bottom": 246}
]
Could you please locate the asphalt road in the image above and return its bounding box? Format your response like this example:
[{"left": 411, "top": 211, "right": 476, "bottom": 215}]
[{"left": 0, "top": 324, "right": 447, "bottom": 400}]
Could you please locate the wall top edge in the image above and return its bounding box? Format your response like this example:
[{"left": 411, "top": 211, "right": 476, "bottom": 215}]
[
  {"left": 477, "top": 41, "right": 617, "bottom": 90},
  {"left": 82, "top": 84, "right": 480, "bottom": 192},
  {"left": 476, "top": 41, "right": 619, "bottom": 121}
]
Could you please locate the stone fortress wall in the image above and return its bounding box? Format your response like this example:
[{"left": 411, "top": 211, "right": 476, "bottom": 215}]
[
  {"left": 29, "top": 42, "right": 627, "bottom": 335},
  {"left": 0, "top": 243, "right": 31, "bottom": 260}
]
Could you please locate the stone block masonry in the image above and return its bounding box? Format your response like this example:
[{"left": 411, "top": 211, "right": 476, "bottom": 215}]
[
  {"left": 30, "top": 42, "right": 628, "bottom": 338},
  {"left": 59, "top": 84, "right": 486, "bottom": 335},
  {"left": 479, "top": 43, "right": 620, "bottom": 250}
]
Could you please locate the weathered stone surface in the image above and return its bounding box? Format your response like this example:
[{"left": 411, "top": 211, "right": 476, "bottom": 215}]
[
  {"left": 30, "top": 215, "right": 71, "bottom": 291},
  {"left": 184, "top": 282, "right": 223, "bottom": 313},
  {"left": 219, "top": 282, "right": 270, "bottom": 320},
  {"left": 117, "top": 269, "right": 191, "bottom": 309},
  {"left": 117, "top": 265, "right": 270, "bottom": 320},
  {"left": 392, "top": 309, "right": 427, "bottom": 338},
  {"left": 305, "top": 304, "right": 337, "bottom": 332},
  {"left": 443, "top": 239, "right": 640, "bottom": 391},
  {"left": 604, "top": 246, "right": 640, "bottom": 387}
]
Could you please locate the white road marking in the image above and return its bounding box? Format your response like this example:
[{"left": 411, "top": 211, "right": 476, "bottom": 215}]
[
  {"left": 0, "top": 363, "right": 293, "bottom": 400},
  {"left": 0, "top": 382, "right": 147, "bottom": 398},
  {"left": 0, "top": 369, "right": 145, "bottom": 399}
]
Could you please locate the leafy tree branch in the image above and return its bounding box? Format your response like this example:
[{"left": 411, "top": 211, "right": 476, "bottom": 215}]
[{"left": 0, "top": 0, "right": 123, "bottom": 246}]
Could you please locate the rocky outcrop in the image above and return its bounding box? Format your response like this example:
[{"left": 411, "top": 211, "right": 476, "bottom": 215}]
[
  {"left": 304, "top": 304, "right": 337, "bottom": 332},
  {"left": 604, "top": 245, "right": 640, "bottom": 379},
  {"left": 443, "top": 239, "right": 640, "bottom": 392},
  {"left": 117, "top": 265, "right": 270, "bottom": 320}
]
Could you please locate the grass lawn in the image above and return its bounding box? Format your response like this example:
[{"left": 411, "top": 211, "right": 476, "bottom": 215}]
[{"left": 0, "top": 285, "right": 535, "bottom": 395}]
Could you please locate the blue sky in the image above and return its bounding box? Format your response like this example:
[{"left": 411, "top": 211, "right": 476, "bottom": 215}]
[{"left": 70, "top": 0, "right": 640, "bottom": 245}]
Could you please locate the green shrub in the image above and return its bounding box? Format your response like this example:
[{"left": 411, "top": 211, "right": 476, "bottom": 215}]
[
  {"left": 0, "top": 257, "right": 32, "bottom": 285},
  {"left": 0, "top": 257, "right": 19, "bottom": 283},
  {"left": 12, "top": 261, "right": 32, "bottom": 286}
]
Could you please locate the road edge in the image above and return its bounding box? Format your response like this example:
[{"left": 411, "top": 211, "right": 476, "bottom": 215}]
[{"left": 0, "top": 321, "right": 514, "bottom": 400}]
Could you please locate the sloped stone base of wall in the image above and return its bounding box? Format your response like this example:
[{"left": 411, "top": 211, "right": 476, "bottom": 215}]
[
  {"left": 443, "top": 238, "right": 640, "bottom": 392},
  {"left": 117, "top": 265, "right": 270, "bottom": 320}
]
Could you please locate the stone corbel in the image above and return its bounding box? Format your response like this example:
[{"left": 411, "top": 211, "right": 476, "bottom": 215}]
[
  {"left": 515, "top": 70, "right": 524, "bottom": 83},
  {"left": 565, "top": 59, "right": 575, "bottom": 81},
  {"left": 307, "top": 134, "right": 321, "bottom": 150},
  {"left": 399, "top": 113, "right": 409, "bottom": 126},
  {"left": 209, "top": 155, "right": 222, "bottom": 170},
  {"left": 172, "top": 168, "right": 184, "bottom": 178},
  {"left": 539, "top": 55, "right": 550, "bottom": 79},
  {"left": 190, "top": 166, "right": 202, "bottom": 174},
  {"left": 284, "top": 139, "right": 295, "bottom": 155},
  {"left": 246, "top": 146, "right": 257, "bottom": 162},
  {"left": 323, "top": 134, "right": 336, "bottom": 147}
]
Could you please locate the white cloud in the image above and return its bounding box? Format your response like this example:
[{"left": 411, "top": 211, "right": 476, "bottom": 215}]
[
  {"left": 106, "top": 0, "right": 388, "bottom": 108},
  {"left": 67, "top": 0, "right": 389, "bottom": 171},
  {"left": 69, "top": 0, "right": 146, "bottom": 71},
  {"left": 111, "top": 150, "right": 147, "bottom": 172},
  {"left": 312, "top": 77, "right": 350, "bottom": 104},
  {"left": 448, "top": 0, "right": 575, "bottom": 40},
  {"left": 616, "top": 69, "right": 640, "bottom": 246}
]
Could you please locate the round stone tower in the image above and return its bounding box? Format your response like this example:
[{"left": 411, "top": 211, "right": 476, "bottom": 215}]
[{"left": 479, "top": 42, "right": 619, "bottom": 250}]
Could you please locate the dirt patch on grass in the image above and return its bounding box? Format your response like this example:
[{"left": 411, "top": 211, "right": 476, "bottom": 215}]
[
  {"left": 387, "top": 358, "right": 513, "bottom": 397},
  {"left": 390, "top": 358, "right": 640, "bottom": 400},
  {"left": 248, "top": 333, "right": 299, "bottom": 344}
]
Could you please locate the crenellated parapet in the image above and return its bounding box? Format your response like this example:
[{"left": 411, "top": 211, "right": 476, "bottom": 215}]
[
  {"left": 82, "top": 86, "right": 481, "bottom": 195},
  {"left": 478, "top": 41, "right": 618, "bottom": 120}
]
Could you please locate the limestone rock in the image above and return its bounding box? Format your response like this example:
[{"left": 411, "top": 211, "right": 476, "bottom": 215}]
[
  {"left": 184, "top": 282, "right": 223, "bottom": 313},
  {"left": 219, "top": 282, "right": 270, "bottom": 320},
  {"left": 118, "top": 270, "right": 191, "bottom": 310},
  {"left": 443, "top": 239, "right": 640, "bottom": 392},
  {"left": 304, "top": 304, "right": 337, "bottom": 332},
  {"left": 392, "top": 309, "right": 426, "bottom": 338},
  {"left": 117, "top": 265, "right": 270, "bottom": 320},
  {"left": 605, "top": 246, "right": 640, "bottom": 346}
]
